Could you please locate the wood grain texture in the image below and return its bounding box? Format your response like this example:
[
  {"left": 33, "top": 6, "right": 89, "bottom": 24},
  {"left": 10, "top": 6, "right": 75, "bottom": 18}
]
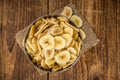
[{"left": 0, "top": 0, "right": 119, "bottom": 80}]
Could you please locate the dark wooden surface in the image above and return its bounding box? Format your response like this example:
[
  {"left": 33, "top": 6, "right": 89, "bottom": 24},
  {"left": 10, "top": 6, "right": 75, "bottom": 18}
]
[{"left": 0, "top": 0, "right": 119, "bottom": 80}]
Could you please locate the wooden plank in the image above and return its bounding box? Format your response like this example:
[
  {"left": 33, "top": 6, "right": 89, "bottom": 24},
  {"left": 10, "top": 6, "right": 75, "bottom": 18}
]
[
  {"left": 1, "top": 0, "right": 48, "bottom": 80},
  {"left": 104, "top": 0, "right": 118, "bottom": 80},
  {"left": 117, "top": 0, "right": 120, "bottom": 79},
  {"left": 0, "top": 0, "right": 3, "bottom": 80},
  {"left": 1, "top": 0, "right": 18, "bottom": 79}
]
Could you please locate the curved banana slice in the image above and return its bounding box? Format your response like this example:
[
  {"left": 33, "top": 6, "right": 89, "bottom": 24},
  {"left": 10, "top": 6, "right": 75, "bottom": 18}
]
[
  {"left": 50, "top": 17, "right": 57, "bottom": 22},
  {"left": 41, "top": 59, "right": 50, "bottom": 69},
  {"left": 61, "top": 21, "right": 79, "bottom": 32},
  {"left": 55, "top": 50, "right": 70, "bottom": 65},
  {"left": 61, "top": 6, "right": 72, "bottom": 18},
  {"left": 62, "top": 34, "right": 72, "bottom": 47},
  {"left": 47, "top": 18, "right": 58, "bottom": 24},
  {"left": 26, "top": 38, "right": 37, "bottom": 52},
  {"left": 79, "top": 29, "right": 86, "bottom": 40},
  {"left": 71, "top": 15, "right": 83, "bottom": 28},
  {"left": 76, "top": 37, "right": 82, "bottom": 48},
  {"left": 39, "top": 34, "right": 54, "bottom": 49},
  {"left": 43, "top": 49, "right": 55, "bottom": 59},
  {"left": 37, "top": 39, "right": 42, "bottom": 52},
  {"left": 73, "top": 30, "right": 78, "bottom": 40},
  {"left": 63, "top": 62, "right": 72, "bottom": 69},
  {"left": 32, "top": 37, "right": 38, "bottom": 49},
  {"left": 67, "top": 47, "right": 77, "bottom": 55},
  {"left": 64, "top": 27, "right": 73, "bottom": 36},
  {"left": 76, "top": 37, "right": 82, "bottom": 56},
  {"left": 25, "top": 43, "right": 35, "bottom": 54},
  {"left": 52, "top": 66, "right": 62, "bottom": 72},
  {"left": 70, "top": 54, "right": 77, "bottom": 63},
  {"left": 28, "top": 25, "right": 35, "bottom": 38},
  {"left": 54, "top": 36, "right": 65, "bottom": 49},
  {"left": 34, "top": 20, "right": 50, "bottom": 37},
  {"left": 33, "top": 53, "right": 42, "bottom": 62},
  {"left": 57, "top": 17, "right": 68, "bottom": 22},
  {"left": 45, "top": 58, "right": 55, "bottom": 66},
  {"left": 73, "top": 41, "right": 79, "bottom": 51},
  {"left": 69, "top": 40, "right": 75, "bottom": 47},
  {"left": 51, "top": 26, "right": 63, "bottom": 36},
  {"left": 35, "top": 19, "right": 42, "bottom": 27}
]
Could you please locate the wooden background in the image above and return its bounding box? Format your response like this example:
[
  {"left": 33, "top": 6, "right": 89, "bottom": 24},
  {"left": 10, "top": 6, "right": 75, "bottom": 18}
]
[{"left": 0, "top": 0, "right": 119, "bottom": 80}]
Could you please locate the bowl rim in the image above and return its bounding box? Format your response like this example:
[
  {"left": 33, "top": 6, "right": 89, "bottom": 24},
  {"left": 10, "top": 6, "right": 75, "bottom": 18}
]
[{"left": 23, "top": 14, "right": 83, "bottom": 73}]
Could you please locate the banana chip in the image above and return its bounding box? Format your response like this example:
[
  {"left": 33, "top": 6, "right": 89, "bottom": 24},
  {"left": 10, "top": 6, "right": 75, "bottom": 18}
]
[
  {"left": 26, "top": 38, "right": 37, "bottom": 52},
  {"left": 57, "top": 17, "right": 68, "bottom": 22},
  {"left": 51, "top": 26, "right": 63, "bottom": 36},
  {"left": 79, "top": 29, "right": 86, "bottom": 40},
  {"left": 41, "top": 59, "right": 50, "bottom": 69},
  {"left": 26, "top": 43, "right": 35, "bottom": 54},
  {"left": 63, "top": 62, "right": 72, "bottom": 69},
  {"left": 61, "top": 6, "right": 73, "bottom": 18},
  {"left": 32, "top": 37, "right": 38, "bottom": 49},
  {"left": 47, "top": 18, "right": 58, "bottom": 24},
  {"left": 28, "top": 25, "right": 35, "bottom": 38},
  {"left": 45, "top": 58, "right": 55, "bottom": 66},
  {"left": 71, "top": 15, "right": 83, "bottom": 28},
  {"left": 35, "top": 20, "right": 42, "bottom": 27},
  {"left": 73, "top": 30, "right": 78, "bottom": 40},
  {"left": 52, "top": 66, "right": 62, "bottom": 72}
]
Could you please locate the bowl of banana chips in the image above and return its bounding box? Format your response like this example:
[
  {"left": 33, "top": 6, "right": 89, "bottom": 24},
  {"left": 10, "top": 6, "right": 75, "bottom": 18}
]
[{"left": 24, "top": 6, "right": 86, "bottom": 72}]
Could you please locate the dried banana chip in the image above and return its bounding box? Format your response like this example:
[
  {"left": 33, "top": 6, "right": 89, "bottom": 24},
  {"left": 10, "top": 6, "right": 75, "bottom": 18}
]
[
  {"left": 71, "top": 15, "right": 83, "bottom": 28},
  {"left": 61, "top": 6, "right": 73, "bottom": 18},
  {"left": 34, "top": 23, "right": 48, "bottom": 37},
  {"left": 41, "top": 59, "right": 50, "bottom": 69},
  {"left": 70, "top": 54, "right": 77, "bottom": 62},
  {"left": 51, "top": 26, "right": 63, "bottom": 36},
  {"left": 72, "top": 30, "right": 78, "bottom": 40},
  {"left": 26, "top": 43, "right": 35, "bottom": 54},
  {"left": 32, "top": 37, "right": 38, "bottom": 49},
  {"left": 35, "top": 19, "right": 42, "bottom": 27},
  {"left": 65, "top": 21, "right": 79, "bottom": 32},
  {"left": 45, "top": 58, "right": 55, "bottom": 66},
  {"left": 57, "top": 17, "right": 68, "bottom": 22},
  {"left": 26, "top": 38, "right": 37, "bottom": 52},
  {"left": 73, "top": 41, "right": 79, "bottom": 51},
  {"left": 47, "top": 18, "right": 58, "bottom": 24},
  {"left": 79, "top": 29, "right": 86, "bottom": 40},
  {"left": 52, "top": 66, "right": 62, "bottom": 72},
  {"left": 28, "top": 25, "right": 35, "bottom": 38},
  {"left": 63, "top": 62, "right": 72, "bottom": 69},
  {"left": 69, "top": 40, "right": 75, "bottom": 47}
]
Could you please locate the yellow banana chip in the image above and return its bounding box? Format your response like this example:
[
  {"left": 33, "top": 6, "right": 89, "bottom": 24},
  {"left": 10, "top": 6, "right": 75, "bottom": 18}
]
[
  {"left": 79, "top": 29, "right": 86, "bottom": 40},
  {"left": 25, "top": 43, "right": 35, "bottom": 54},
  {"left": 41, "top": 59, "right": 50, "bottom": 69},
  {"left": 32, "top": 37, "right": 38, "bottom": 49},
  {"left": 73, "top": 30, "right": 78, "bottom": 40},
  {"left": 28, "top": 25, "right": 35, "bottom": 38},
  {"left": 57, "top": 17, "right": 68, "bottom": 22},
  {"left": 63, "top": 62, "right": 72, "bottom": 69},
  {"left": 35, "top": 20, "right": 42, "bottom": 27},
  {"left": 26, "top": 38, "right": 37, "bottom": 52},
  {"left": 52, "top": 66, "right": 62, "bottom": 72}
]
